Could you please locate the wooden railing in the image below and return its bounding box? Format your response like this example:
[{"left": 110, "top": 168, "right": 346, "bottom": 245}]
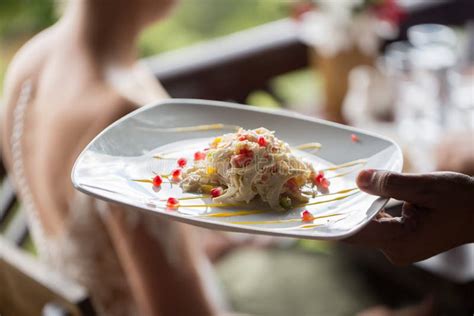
[{"left": 146, "top": 19, "right": 308, "bottom": 104}]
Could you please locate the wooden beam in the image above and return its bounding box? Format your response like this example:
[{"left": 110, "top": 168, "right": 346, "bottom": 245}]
[
  {"left": 146, "top": 19, "right": 309, "bottom": 103},
  {"left": 0, "top": 237, "right": 95, "bottom": 316}
]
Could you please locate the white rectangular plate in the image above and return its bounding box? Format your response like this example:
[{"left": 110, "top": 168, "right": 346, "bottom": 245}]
[{"left": 72, "top": 99, "right": 402, "bottom": 240}]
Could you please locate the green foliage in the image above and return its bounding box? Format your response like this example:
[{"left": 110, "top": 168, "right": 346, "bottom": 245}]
[
  {"left": 0, "top": 0, "right": 291, "bottom": 95},
  {"left": 247, "top": 91, "right": 281, "bottom": 108},
  {"left": 297, "top": 239, "right": 333, "bottom": 254},
  {"left": 139, "top": 0, "right": 289, "bottom": 56},
  {"left": 0, "top": 0, "right": 57, "bottom": 40}
]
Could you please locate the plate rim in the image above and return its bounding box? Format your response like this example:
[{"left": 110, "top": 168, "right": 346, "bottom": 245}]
[{"left": 71, "top": 98, "right": 403, "bottom": 240}]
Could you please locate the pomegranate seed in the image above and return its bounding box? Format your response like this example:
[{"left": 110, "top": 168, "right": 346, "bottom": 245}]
[
  {"left": 177, "top": 157, "right": 187, "bottom": 168},
  {"left": 210, "top": 187, "right": 223, "bottom": 198},
  {"left": 167, "top": 197, "right": 179, "bottom": 208},
  {"left": 171, "top": 169, "right": 181, "bottom": 180},
  {"left": 321, "top": 178, "right": 330, "bottom": 188},
  {"left": 258, "top": 136, "right": 267, "bottom": 147},
  {"left": 239, "top": 135, "right": 247, "bottom": 141},
  {"left": 233, "top": 154, "right": 253, "bottom": 168},
  {"left": 286, "top": 178, "right": 298, "bottom": 191},
  {"left": 152, "top": 175, "right": 163, "bottom": 187},
  {"left": 314, "top": 172, "right": 325, "bottom": 185},
  {"left": 301, "top": 210, "right": 315, "bottom": 222},
  {"left": 194, "top": 151, "right": 206, "bottom": 161},
  {"left": 351, "top": 134, "right": 359, "bottom": 142},
  {"left": 239, "top": 147, "right": 253, "bottom": 156}
]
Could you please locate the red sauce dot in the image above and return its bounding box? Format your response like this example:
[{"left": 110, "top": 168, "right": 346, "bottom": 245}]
[
  {"left": 301, "top": 210, "right": 315, "bottom": 222},
  {"left": 177, "top": 158, "right": 187, "bottom": 168},
  {"left": 314, "top": 171, "right": 325, "bottom": 185},
  {"left": 258, "top": 136, "right": 267, "bottom": 147},
  {"left": 171, "top": 169, "right": 181, "bottom": 180},
  {"left": 194, "top": 151, "right": 206, "bottom": 161},
  {"left": 321, "top": 178, "right": 330, "bottom": 188},
  {"left": 167, "top": 197, "right": 179, "bottom": 208},
  {"left": 286, "top": 178, "right": 298, "bottom": 191},
  {"left": 152, "top": 175, "right": 163, "bottom": 187},
  {"left": 233, "top": 154, "right": 253, "bottom": 168},
  {"left": 210, "top": 187, "right": 223, "bottom": 198},
  {"left": 351, "top": 134, "right": 359, "bottom": 142},
  {"left": 239, "top": 147, "right": 253, "bottom": 156}
]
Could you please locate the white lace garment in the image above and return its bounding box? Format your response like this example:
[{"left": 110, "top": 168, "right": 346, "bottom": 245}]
[{"left": 10, "top": 81, "right": 138, "bottom": 315}]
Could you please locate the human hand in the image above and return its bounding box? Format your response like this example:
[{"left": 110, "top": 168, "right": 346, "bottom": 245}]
[{"left": 346, "top": 169, "right": 474, "bottom": 265}]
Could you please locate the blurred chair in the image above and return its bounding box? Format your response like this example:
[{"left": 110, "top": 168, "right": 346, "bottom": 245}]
[{"left": 0, "top": 237, "right": 95, "bottom": 316}]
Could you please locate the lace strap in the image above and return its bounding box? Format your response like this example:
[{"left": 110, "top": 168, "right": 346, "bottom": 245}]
[{"left": 10, "top": 80, "right": 49, "bottom": 256}]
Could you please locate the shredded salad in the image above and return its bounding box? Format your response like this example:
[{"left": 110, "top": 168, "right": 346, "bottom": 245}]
[{"left": 180, "top": 127, "right": 330, "bottom": 211}]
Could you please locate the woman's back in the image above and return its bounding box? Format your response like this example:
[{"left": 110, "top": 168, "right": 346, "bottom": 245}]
[
  {"left": 1, "top": 2, "right": 222, "bottom": 315},
  {"left": 1, "top": 23, "right": 139, "bottom": 315}
]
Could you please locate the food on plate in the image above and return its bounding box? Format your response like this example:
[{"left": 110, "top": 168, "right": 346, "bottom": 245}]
[{"left": 180, "top": 127, "right": 330, "bottom": 211}]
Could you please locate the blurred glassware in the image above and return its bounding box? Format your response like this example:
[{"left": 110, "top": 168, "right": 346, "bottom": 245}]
[
  {"left": 394, "top": 24, "right": 463, "bottom": 172},
  {"left": 343, "top": 23, "right": 472, "bottom": 173},
  {"left": 383, "top": 41, "right": 412, "bottom": 78},
  {"left": 297, "top": 0, "right": 403, "bottom": 122},
  {"left": 447, "top": 68, "right": 474, "bottom": 131},
  {"left": 408, "top": 23, "right": 457, "bottom": 50},
  {"left": 395, "top": 75, "right": 442, "bottom": 172}
]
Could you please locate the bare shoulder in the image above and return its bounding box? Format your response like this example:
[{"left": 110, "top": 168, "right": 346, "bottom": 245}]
[
  {"left": 3, "top": 27, "right": 56, "bottom": 97},
  {"left": 1, "top": 26, "right": 55, "bottom": 130},
  {"left": 1, "top": 27, "right": 57, "bottom": 154}
]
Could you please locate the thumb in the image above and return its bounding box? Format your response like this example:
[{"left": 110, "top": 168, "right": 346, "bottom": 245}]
[{"left": 356, "top": 169, "right": 431, "bottom": 205}]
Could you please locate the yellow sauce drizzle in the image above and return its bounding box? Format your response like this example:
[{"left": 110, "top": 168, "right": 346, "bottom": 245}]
[
  {"left": 178, "top": 188, "right": 359, "bottom": 214},
  {"left": 153, "top": 155, "right": 177, "bottom": 160},
  {"left": 161, "top": 195, "right": 210, "bottom": 201},
  {"left": 276, "top": 223, "right": 321, "bottom": 230},
  {"left": 132, "top": 178, "right": 172, "bottom": 184},
  {"left": 297, "top": 191, "right": 359, "bottom": 207},
  {"left": 311, "top": 187, "right": 359, "bottom": 197},
  {"left": 132, "top": 179, "right": 153, "bottom": 184},
  {"left": 201, "top": 209, "right": 270, "bottom": 218},
  {"left": 320, "top": 159, "right": 367, "bottom": 172},
  {"left": 180, "top": 203, "right": 242, "bottom": 208},
  {"left": 153, "top": 123, "right": 241, "bottom": 133},
  {"left": 295, "top": 142, "right": 322, "bottom": 150},
  {"left": 298, "top": 223, "right": 321, "bottom": 229},
  {"left": 150, "top": 123, "right": 241, "bottom": 159},
  {"left": 231, "top": 213, "right": 342, "bottom": 225},
  {"left": 327, "top": 169, "right": 359, "bottom": 179}
]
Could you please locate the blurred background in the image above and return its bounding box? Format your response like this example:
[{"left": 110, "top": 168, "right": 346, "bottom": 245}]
[
  {"left": 1, "top": 0, "right": 473, "bottom": 315},
  {"left": 0, "top": 0, "right": 291, "bottom": 98}
]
